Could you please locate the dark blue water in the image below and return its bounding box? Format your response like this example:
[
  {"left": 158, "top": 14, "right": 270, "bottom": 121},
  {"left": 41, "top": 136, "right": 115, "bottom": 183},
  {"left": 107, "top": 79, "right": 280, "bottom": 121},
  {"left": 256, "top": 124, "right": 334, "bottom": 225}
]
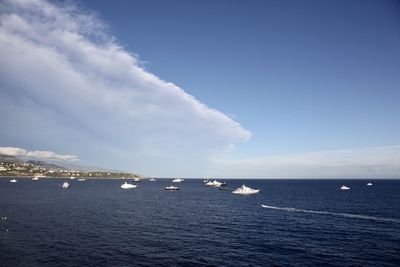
[{"left": 1, "top": 178, "right": 400, "bottom": 266}]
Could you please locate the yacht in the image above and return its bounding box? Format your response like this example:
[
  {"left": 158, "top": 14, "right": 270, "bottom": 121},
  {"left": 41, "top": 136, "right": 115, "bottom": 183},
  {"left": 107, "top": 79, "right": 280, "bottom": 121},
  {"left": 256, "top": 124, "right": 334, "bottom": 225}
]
[
  {"left": 121, "top": 182, "right": 137, "bottom": 189},
  {"left": 232, "top": 184, "right": 260, "bottom": 195},
  {"left": 133, "top": 178, "right": 140, "bottom": 182},
  {"left": 62, "top": 181, "right": 70, "bottom": 189},
  {"left": 149, "top": 178, "right": 157, "bottom": 182},
  {"left": 69, "top": 176, "right": 75, "bottom": 180},
  {"left": 340, "top": 185, "right": 350, "bottom": 190},
  {"left": 165, "top": 185, "right": 179, "bottom": 190},
  {"left": 367, "top": 182, "right": 373, "bottom": 186},
  {"left": 172, "top": 178, "right": 184, "bottom": 183},
  {"left": 78, "top": 178, "right": 86, "bottom": 181},
  {"left": 206, "top": 180, "right": 222, "bottom": 187},
  {"left": 10, "top": 179, "right": 17, "bottom": 183}
]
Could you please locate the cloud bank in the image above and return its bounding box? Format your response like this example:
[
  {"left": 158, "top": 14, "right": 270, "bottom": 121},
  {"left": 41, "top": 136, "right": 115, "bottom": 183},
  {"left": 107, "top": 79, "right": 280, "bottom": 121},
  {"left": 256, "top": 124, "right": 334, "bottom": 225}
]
[
  {"left": 0, "top": 0, "right": 250, "bottom": 176},
  {"left": 212, "top": 146, "right": 400, "bottom": 178},
  {"left": 0, "top": 146, "right": 78, "bottom": 161}
]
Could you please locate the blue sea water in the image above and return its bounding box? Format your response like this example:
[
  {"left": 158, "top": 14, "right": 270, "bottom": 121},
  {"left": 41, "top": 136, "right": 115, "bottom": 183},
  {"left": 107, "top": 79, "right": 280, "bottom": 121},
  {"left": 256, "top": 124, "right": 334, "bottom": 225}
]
[{"left": 0, "top": 178, "right": 399, "bottom": 266}]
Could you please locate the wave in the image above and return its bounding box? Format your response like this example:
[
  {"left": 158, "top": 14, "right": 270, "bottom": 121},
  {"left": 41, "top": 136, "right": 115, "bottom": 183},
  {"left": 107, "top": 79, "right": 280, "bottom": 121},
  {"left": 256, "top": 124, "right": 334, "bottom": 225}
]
[{"left": 261, "top": 204, "right": 400, "bottom": 223}]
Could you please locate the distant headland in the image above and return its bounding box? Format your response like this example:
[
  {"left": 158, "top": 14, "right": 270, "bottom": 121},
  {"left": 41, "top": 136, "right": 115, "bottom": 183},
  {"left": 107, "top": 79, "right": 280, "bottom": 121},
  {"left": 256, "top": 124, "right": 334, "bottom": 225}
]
[{"left": 0, "top": 154, "right": 141, "bottom": 179}]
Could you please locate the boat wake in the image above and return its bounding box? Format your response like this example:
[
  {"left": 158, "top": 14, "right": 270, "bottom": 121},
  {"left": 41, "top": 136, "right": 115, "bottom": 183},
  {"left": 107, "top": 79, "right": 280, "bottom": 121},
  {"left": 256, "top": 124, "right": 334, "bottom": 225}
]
[{"left": 261, "top": 205, "right": 400, "bottom": 223}]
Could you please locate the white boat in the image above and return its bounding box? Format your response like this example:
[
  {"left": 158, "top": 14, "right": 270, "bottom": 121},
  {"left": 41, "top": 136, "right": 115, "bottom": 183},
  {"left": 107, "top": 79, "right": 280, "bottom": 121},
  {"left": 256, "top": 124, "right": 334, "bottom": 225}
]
[
  {"left": 203, "top": 178, "right": 209, "bottom": 183},
  {"left": 69, "top": 176, "right": 75, "bottom": 180},
  {"left": 206, "top": 180, "right": 222, "bottom": 187},
  {"left": 78, "top": 178, "right": 86, "bottom": 181},
  {"left": 367, "top": 182, "right": 373, "bottom": 186},
  {"left": 232, "top": 184, "right": 260, "bottom": 195},
  {"left": 165, "top": 185, "right": 179, "bottom": 190},
  {"left": 32, "top": 174, "right": 45, "bottom": 180},
  {"left": 149, "top": 178, "right": 157, "bottom": 182},
  {"left": 10, "top": 179, "right": 17, "bottom": 183},
  {"left": 172, "top": 178, "right": 184, "bottom": 183},
  {"left": 340, "top": 185, "right": 350, "bottom": 190},
  {"left": 121, "top": 182, "right": 137, "bottom": 189},
  {"left": 133, "top": 178, "right": 140, "bottom": 182},
  {"left": 62, "top": 181, "right": 70, "bottom": 189}
]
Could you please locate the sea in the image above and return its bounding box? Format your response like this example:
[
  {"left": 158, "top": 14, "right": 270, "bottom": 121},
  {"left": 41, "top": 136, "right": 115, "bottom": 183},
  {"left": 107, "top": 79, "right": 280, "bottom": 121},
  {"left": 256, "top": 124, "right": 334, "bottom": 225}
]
[{"left": 1, "top": 178, "right": 399, "bottom": 266}]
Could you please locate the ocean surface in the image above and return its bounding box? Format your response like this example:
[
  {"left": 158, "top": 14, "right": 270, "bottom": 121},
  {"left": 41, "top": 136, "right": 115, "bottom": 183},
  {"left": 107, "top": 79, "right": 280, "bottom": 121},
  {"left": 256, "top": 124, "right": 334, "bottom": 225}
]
[{"left": 1, "top": 178, "right": 400, "bottom": 266}]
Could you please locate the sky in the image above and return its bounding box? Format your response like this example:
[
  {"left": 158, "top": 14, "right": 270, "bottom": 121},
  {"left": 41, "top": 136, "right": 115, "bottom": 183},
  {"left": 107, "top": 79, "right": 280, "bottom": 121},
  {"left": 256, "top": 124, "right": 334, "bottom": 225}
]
[{"left": 0, "top": 0, "right": 400, "bottom": 178}]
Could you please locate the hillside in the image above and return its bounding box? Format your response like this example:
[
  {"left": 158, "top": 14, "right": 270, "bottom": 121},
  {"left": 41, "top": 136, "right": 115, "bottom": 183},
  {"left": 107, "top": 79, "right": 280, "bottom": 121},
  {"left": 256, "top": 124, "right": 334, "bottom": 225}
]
[{"left": 0, "top": 154, "right": 141, "bottom": 179}]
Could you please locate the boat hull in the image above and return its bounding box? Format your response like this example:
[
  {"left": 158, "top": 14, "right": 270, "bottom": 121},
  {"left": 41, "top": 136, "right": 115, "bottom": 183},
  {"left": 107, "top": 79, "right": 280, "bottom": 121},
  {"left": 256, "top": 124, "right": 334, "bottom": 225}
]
[{"left": 232, "top": 190, "right": 260, "bottom": 195}]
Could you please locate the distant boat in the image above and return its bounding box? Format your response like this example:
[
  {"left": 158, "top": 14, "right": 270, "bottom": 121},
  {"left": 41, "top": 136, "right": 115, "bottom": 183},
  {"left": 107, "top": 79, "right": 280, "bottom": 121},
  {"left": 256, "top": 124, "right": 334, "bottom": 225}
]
[
  {"left": 62, "top": 181, "right": 70, "bottom": 189},
  {"left": 367, "top": 182, "right": 373, "bottom": 186},
  {"left": 165, "top": 185, "right": 179, "bottom": 190},
  {"left": 133, "top": 178, "right": 140, "bottom": 182},
  {"left": 206, "top": 180, "right": 222, "bottom": 187},
  {"left": 121, "top": 182, "right": 137, "bottom": 189},
  {"left": 203, "top": 178, "right": 209, "bottom": 183},
  {"left": 172, "top": 178, "right": 184, "bottom": 183},
  {"left": 340, "top": 185, "right": 350, "bottom": 190},
  {"left": 69, "top": 176, "right": 75, "bottom": 180},
  {"left": 78, "top": 178, "right": 86, "bottom": 181},
  {"left": 232, "top": 184, "right": 260, "bottom": 195},
  {"left": 32, "top": 174, "right": 45, "bottom": 181},
  {"left": 10, "top": 179, "right": 17, "bottom": 183},
  {"left": 149, "top": 178, "right": 157, "bottom": 182}
]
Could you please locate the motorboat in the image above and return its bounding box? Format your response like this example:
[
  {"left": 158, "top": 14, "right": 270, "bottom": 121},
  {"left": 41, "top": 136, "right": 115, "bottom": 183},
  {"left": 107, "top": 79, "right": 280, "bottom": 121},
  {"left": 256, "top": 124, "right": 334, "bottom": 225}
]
[
  {"left": 172, "top": 178, "right": 184, "bottom": 183},
  {"left": 205, "top": 180, "right": 222, "bottom": 187},
  {"left": 133, "top": 178, "right": 140, "bottom": 182},
  {"left": 149, "top": 178, "right": 157, "bottom": 182},
  {"left": 78, "top": 178, "right": 86, "bottom": 181},
  {"left": 165, "top": 185, "right": 179, "bottom": 190},
  {"left": 340, "top": 185, "right": 350, "bottom": 190},
  {"left": 121, "top": 182, "right": 137, "bottom": 189},
  {"left": 367, "top": 182, "right": 373, "bottom": 186},
  {"left": 10, "top": 179, "right": 17, "bottom": 183},
  {"left": 62, "top": 181, "right": 70, "bottom": 189},
  {"left": 69, "top": 176, "right": 75, "bottom": 180},
  {"left": 232, "top": 184, "right": 260, "bottom": 195},
  {"left": 205, "top": 180, "right": 214, "bottom": 186},
  {"left": 32, "top": 174, "right": 45, "bottom": 180}
]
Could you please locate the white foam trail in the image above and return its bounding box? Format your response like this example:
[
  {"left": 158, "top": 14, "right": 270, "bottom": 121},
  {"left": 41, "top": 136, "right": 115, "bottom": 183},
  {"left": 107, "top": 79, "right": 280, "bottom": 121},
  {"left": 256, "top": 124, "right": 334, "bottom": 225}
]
[{"left": 261, "top": 205, "right": 400, "bottom": 223}]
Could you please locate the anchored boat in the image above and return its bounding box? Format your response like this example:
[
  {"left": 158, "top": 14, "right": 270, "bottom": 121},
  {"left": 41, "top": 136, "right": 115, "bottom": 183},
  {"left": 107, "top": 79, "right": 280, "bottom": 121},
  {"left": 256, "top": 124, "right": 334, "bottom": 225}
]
[
  {"left": 340, "top": 185, "right": 350, "bottom": 190},
  {"left": 232, "top": 184, "right": 260, "bottom": 195},
  {"left": 121, "top": 182, "right": 137, "bottom": 189},
  {"left": 62, "top": 181, "right": 70, "bottom": 189},
  {"left": 165, "top": 185, "right": 179, "bottom": 190}
]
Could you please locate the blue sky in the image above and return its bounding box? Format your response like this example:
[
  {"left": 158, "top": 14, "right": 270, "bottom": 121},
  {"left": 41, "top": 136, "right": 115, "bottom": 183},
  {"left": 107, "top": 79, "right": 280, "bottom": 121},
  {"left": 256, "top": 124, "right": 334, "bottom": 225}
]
[
  {"left": 1, "top": 0, "right": 400, "bottom": 178},
  {"left": 81, "top": 0, "right": 400, "bottom": 154}
]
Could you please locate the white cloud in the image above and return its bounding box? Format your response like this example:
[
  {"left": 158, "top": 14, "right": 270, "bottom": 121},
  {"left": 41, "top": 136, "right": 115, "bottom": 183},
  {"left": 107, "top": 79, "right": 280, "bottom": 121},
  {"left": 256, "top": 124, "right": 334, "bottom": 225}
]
[
  {"left": 0, "top": 147, "right": 78, "bottom": 161},
  {"left": 0, "top": 0, "right": 250, "bottom": 176},
  {"left": 212, "top": 146, "right": 400, "bottom": 178}
]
